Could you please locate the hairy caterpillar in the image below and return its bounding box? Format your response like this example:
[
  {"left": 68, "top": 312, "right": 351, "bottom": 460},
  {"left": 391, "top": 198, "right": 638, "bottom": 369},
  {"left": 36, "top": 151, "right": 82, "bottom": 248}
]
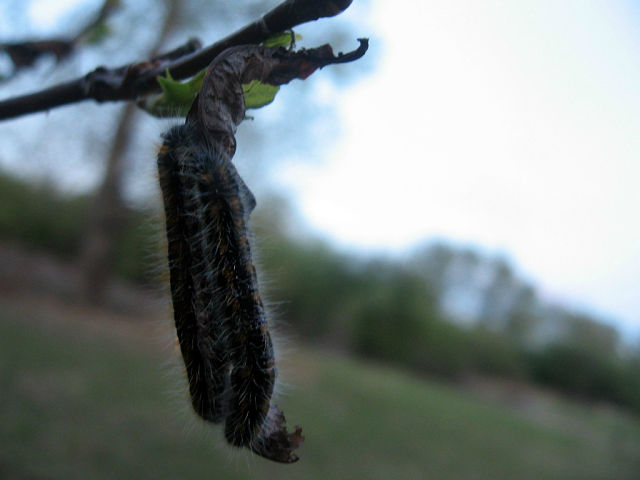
[
  {"left": 156, "top": 39, "right": 367, "bottom": 464},
  {"left": 158, "top": 121, "right": 301, "bottom": 463}
]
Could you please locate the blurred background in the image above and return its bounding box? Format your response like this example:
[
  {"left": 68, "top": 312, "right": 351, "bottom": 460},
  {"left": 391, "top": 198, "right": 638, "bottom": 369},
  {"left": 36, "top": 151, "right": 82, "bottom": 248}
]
[{"left": 1, "top": 0, "right": 639, "bottom": 478}]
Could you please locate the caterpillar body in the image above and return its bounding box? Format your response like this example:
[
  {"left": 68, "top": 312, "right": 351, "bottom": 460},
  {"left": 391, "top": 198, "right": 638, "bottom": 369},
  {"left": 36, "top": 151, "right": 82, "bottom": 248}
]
[
  {"left": 153, "top": 39, "right": 369, "bottom": 465},
  {"left": 158, "top": 122, "right": 300, "bottom": 462}
]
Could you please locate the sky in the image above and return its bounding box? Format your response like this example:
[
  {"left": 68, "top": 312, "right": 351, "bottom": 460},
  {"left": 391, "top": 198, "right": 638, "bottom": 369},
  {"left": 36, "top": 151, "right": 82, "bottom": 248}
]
[
  {"left": 275, "top": 0, "right": 640, "bottom": 336},
  {"left": 3, "top": 0, "right": 640, "bottom": 337}
]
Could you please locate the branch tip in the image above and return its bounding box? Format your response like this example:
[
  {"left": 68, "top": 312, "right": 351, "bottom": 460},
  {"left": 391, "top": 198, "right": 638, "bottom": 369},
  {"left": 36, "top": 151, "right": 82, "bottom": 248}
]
[
  {"left": 0, "top": 0, "right": 362, "bottom": 121},
  {"left": 333, "top": 38, "right": 369, "bottom": 64}
]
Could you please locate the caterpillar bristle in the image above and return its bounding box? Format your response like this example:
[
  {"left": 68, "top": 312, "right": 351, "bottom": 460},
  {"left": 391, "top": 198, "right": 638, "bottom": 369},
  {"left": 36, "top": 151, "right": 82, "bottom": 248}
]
[{"left": 157, "top": 121, "right": 301, "bottom": 461}]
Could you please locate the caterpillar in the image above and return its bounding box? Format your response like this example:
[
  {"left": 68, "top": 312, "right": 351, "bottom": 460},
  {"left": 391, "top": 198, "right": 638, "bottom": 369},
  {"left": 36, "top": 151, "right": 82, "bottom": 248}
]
[
  {"left": 155, "top": 39, "right": 367, "bottom": 464},
  {"left": 158, "top": 120, "right": 302, "bottom": 463}
]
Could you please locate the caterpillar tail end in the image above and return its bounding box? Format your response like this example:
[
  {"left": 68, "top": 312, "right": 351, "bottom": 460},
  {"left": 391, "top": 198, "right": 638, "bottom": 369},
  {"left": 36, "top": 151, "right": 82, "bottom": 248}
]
[{"left": 250, "top": 405, "right": 304, "bottom": 463}]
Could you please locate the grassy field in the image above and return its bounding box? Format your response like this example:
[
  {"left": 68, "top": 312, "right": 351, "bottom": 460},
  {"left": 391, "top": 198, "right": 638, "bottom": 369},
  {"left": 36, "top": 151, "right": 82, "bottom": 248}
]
[{"left": 1, "top": 301, "right": 639, "bottom": 480}]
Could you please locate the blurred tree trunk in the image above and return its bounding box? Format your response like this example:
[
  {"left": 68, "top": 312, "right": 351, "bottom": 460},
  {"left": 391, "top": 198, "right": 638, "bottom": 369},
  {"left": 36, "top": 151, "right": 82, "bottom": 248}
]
[{"left": 78, "top": 0, "right": 180, "bottom": 303}]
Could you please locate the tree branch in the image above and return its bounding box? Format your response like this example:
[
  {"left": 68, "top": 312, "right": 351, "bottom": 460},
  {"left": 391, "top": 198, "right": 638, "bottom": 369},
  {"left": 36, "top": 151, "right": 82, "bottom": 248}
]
[
  {"left": 0, "top": 0, "right": 119, "bottom": 77},
  {"left": 0, "top": 0, "right": 355, "bottom": 121}
]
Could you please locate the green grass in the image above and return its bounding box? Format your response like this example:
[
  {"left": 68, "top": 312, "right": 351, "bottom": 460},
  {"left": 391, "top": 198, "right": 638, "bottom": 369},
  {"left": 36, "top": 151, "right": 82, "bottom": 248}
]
[{"left": 1, "top": 307, "right": 639, "bottom": 480}]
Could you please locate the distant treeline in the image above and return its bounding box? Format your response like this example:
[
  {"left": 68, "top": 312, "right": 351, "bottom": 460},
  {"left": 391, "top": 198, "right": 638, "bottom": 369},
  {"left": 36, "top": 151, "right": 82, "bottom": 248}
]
[
  {"left": 1, "top": 170, "right": 639, "bottom": 413},
  {"left": 0, "top": 171, "right": 158, "bottom": 283}
]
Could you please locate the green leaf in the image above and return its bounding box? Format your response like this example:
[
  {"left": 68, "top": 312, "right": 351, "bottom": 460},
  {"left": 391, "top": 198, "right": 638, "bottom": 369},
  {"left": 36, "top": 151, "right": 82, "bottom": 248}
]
[
  {"left": 141, "top": 69, "right": 205, "bottom": 118},
  {"left": 141, "top": 31, "right": 301, "bottom": 118},
  {"left": 157, "top": 69, "right": 204, "bottom": 104},
  {"left": 243, "top": 80, "right": 280, "bottom": 109},
  {"left": 262, "top": 31, "right": 302, "bottom": 48},
  {"left": 241, "top": 31, "right": 301, "bottom": 109}
]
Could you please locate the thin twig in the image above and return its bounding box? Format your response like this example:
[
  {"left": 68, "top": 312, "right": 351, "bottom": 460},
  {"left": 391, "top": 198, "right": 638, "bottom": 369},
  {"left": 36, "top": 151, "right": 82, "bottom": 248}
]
[
  {"left": 0, "top": 0, "right": 118, "bottom": 77},
  {"left": 0, "top": 0, "right": 354, "bottom": 121}
]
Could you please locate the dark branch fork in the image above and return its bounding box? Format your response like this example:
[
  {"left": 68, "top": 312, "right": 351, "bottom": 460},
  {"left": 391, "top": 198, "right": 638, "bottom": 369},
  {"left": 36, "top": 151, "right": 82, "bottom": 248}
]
[{"left": 0, "top": 0, "right": 360, "bottom": 121}]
